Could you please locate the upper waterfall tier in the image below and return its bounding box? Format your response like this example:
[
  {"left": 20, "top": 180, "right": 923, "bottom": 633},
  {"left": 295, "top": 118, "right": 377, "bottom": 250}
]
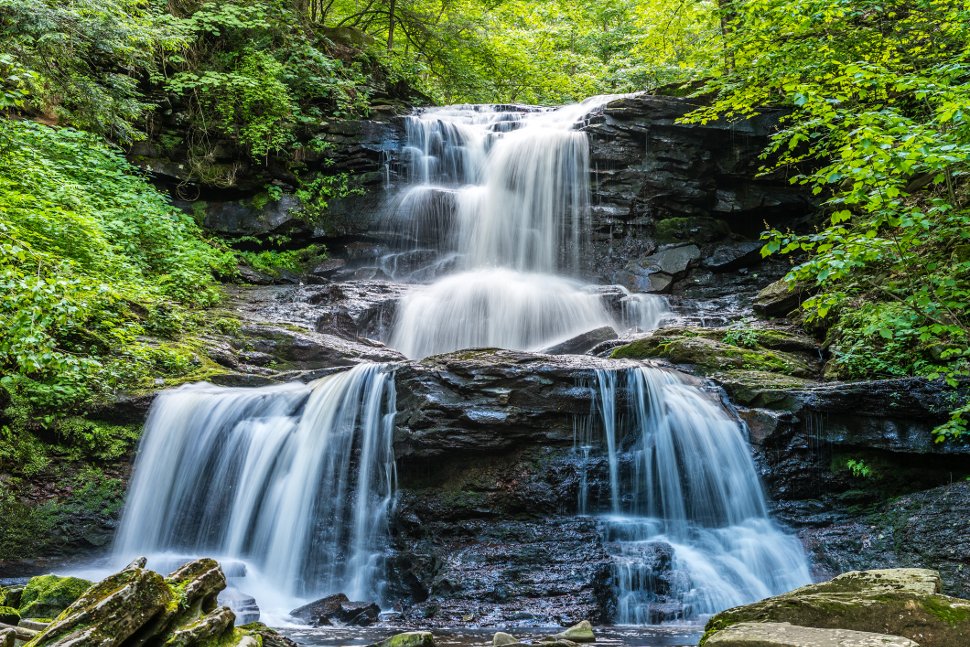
[
  {"left": 397, "top": 97, "right": 625, "bottom": 274},
  {"left": 113, "top": 363, "right": 397, "bottom": 612}
]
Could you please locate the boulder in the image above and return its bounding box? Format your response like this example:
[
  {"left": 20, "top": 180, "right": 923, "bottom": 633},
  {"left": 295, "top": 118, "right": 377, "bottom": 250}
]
[
  {"left": 0, "top": 587, "right": 22, "bottom": 609},
  {"left": 22, "top": 560, "right": 295, "bottom": 647},
  {"left": 703, "top": 241, "right": 765, "bottom": 272},
  {"left": 553, "top": 620, "right": 595, "bottom": 643},
  {"left": 493, "top": 632, "right": 518, "bottom": 646},
  {"left": 701, "top": 569, "right": 970, "bottom": 647},
  {"left": 371, "top": 631, "right": 436, "bottom": 647},
  {"left": 290, "top": 593, "right": 381, "bottom": 627},
  {"left": 753, "top": 278, "right": 813, "bottom": 318},
  {"left": 609, "top": 326, "right": 819, "bottom": 378},
  {"left": 0, "top": 628, "right": 15, "bottom": 647},
  {"left": 540, "top": 327, "right": 618, "bottom": 355},
  {"left": 18, "top": 575, "right": 93, "bottom": 619},
  {"left": 705, "top": 622, "right": 919, "bottom": 646}
]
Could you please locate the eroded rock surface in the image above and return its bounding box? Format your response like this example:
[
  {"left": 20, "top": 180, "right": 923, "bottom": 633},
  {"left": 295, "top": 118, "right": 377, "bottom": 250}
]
[{"left": 701, "top": 569, "right": 970, "bottom": 647}]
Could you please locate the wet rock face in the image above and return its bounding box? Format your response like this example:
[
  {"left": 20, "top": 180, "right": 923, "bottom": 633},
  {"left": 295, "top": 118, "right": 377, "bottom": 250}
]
[
  {"left": 384, "top": 351, "right": 631, "bottom": 625},
  {"left": 581, "top": 95, "right": 816, "bottom": 291}
]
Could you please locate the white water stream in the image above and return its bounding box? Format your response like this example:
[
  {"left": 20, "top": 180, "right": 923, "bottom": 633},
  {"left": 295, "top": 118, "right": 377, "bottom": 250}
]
[
  {"left": 578, "top": 368, "right": 811, "bottom": 623},
  {"left": 112, "top": 364, "right": 396, "bottom": 618}
]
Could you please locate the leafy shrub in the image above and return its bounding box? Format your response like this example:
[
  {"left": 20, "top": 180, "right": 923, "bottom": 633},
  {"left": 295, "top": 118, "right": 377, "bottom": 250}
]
[{"left": 0, "top": 119, "right": 235, "bottom": 414}]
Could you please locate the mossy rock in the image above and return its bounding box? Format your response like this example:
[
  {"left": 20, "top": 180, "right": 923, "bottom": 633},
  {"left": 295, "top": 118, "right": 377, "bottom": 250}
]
[
  {"left": 712, "top": 370, "right": 815, "bottom": 407},
  {"left": 0, "top": 587, "right": 22, "bottom": 609},
  {"left": 654, "top": 216, "right": 731, "bottom": 244},
  {"left": 18, "top": 575, "right": 93, "bottom": 619},
  {"left": 610, "top": 326, "right": 818, "bottom": 378},
  {"left": 25, "top": 565, "right": 172, "bottom": 647},
  {"left": 553, "top": 620, "right": 595, "bottom": 643},
  {"left": 371, "top": 631, "right": 436, "bottom": 647},
  {"left": 700, "top": 568, "right": 970, "bottom": 647},
  {"left": 0, "top": 606, "right": 19, "bottom": 625}
]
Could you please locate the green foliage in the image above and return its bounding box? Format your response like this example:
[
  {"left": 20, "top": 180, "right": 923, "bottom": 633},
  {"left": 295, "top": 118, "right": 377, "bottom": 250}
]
[
  {"left": 845, "top": 458, "right": 874, "bottom": 480},
  {"left": 723, "top": 326, "right": 760, "bottom": 349},
  {"left": 0, "top": 0, "right": 182, "bottom": 140},
  {"left": 687, "top": 0, "right": 970, "bottom": 440},
  {"left": 296, "top": 172, "right": 363, "bottom": 221},
  {"left": 0, "top": 118, "right": 234, "bottom": 415},
  {"left": 238, "top": 244, "right": 329, "bottom": 279}
]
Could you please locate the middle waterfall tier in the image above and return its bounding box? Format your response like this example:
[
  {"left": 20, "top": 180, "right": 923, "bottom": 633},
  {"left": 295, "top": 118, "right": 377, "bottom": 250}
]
[
  {"left": 113, "top": 363, "right": 397, "bottom": 612},
  {"left": 577, "top": 367, "right": 812, "bottom": 624}
]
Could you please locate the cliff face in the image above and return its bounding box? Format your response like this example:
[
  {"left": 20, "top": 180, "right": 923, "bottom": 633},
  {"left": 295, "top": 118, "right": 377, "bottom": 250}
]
[{"left": 131, "top": 93, "right": 816, "bottom": 302}]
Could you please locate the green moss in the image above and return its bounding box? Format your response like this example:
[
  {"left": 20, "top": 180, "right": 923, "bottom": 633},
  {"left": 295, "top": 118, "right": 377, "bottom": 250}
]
[
  {"left": 19, "top": 575, "right": 93, "bottom": 618},
  {"left": 610, "top": 328, "right": 817, "bottom": 378},
  {"left": 0, "top": 606, "right": 20, "bottom": 624},
  {"left": 923, "top": 595, "right": 970, "bottom": 625},
  {"left": 654, "top": 217, "right": 731, "bottom": 244}
]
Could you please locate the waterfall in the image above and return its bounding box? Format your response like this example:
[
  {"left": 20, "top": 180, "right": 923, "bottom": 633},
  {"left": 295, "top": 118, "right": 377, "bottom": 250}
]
[
  {"left": 388, "top": 98, "right": 662, "bottom": 358},
  {"left": 113, "top": 363, "right": 397, "bottom": 612},
  {"left": 578, "top": 367, "right": 811, "bottom": 624}
]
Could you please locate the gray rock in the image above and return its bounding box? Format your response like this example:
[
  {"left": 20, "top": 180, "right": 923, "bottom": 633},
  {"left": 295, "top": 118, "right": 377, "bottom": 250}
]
[
  {"left": 290, "top": 593, "right": 381, "bottom": 627},
  {"left": 370, "top": 631, "right": 436, "bottom": 647},
  {"left": 703, "top": 241, "right": 764, "bottom": 272},
  {"left": 705, "top": 622, "right": 919, "bottom": 646},
  {"left": 493, "top": 632, "right": 518, "bottom": 646},
  {"left": 540, "top": 326, "right": 618, "bottom": 355},
  {"left": 702, "top": 568, "right": 970, "bottom": 647},
  {"left": 641, "top": 244, "right": 701, "bottom": 276}
]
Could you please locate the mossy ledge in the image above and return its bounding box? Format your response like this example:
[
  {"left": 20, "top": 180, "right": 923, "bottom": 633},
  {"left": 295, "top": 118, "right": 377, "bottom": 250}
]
[{"left": 700, "top": 568, "right": 970, "bottom": 647}]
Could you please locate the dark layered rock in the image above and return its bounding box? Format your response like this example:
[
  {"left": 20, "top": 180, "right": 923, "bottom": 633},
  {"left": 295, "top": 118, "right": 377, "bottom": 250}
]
[
  {"left": 384, "top": 351, "right": 642, "bottom": 625},
  {"left": 581, "top": 94, "right": 816, "bottom": 294}
]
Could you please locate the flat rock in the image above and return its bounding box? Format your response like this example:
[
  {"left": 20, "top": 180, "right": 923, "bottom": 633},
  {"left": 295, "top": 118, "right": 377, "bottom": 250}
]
[{"left": 705, "top": 621, "right": 919, "bottom": 646}]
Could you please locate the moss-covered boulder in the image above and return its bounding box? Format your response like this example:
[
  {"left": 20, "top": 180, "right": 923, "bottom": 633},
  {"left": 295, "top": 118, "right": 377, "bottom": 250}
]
[
  {"left": 371, "top": 631, "right": 436, "bottom": 647},
  {"left": 552, "top": 620, "right": 595, "bottom": 643},
  {"left": 18, "top": 575, "right": 93, "bottom": 619},
  {"left": 24, "top": 563, "right": 172, "bottom": 647},
  {"left": 0, "top": 587, "right": 22, "bottom": 609},
  {"left": 701, "top": 569, "right": 970, "bottom": 647},
  {"left": 0, "top": 606, "right": 19, "bottom": 625},
  {"left": 610, "top": 326, "right": 819, "bottom": 379},
  {"left": 22, "top": 559, "right": 296, "bottom": 647}
]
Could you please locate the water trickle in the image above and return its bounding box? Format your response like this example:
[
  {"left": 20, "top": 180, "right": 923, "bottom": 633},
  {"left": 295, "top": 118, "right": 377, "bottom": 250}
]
[
  {"left": 387, "top": 97, "right": 665, "bottom": 358},
  {"left": 113, "top": 363, "right": 397, "bottom": 614},
  {"left": 578, "top": 367, "right": 811, "bottom": 624}
]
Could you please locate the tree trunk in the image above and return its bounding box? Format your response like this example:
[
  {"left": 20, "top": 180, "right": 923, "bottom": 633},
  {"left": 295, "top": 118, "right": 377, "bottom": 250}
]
[{"left": 387, "top": 0, "right": 397, "bottom": 52}]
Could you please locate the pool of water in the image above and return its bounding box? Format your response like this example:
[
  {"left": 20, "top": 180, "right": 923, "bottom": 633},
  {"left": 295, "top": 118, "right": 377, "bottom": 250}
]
[{"left": 279, "top": 626, "right": 702, "bottom": 647}]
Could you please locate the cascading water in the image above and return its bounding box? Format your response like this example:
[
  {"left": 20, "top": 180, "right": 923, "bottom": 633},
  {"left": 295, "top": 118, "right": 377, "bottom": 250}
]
[
  {"left": 113, "top": 363, "right": 397, "bottom": 614},
  {"left": 577, "top": 367, "right": 811, "bottom": 624},
  {"left": 387, "top": 99, "right": 664, "bottom": 358}
]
